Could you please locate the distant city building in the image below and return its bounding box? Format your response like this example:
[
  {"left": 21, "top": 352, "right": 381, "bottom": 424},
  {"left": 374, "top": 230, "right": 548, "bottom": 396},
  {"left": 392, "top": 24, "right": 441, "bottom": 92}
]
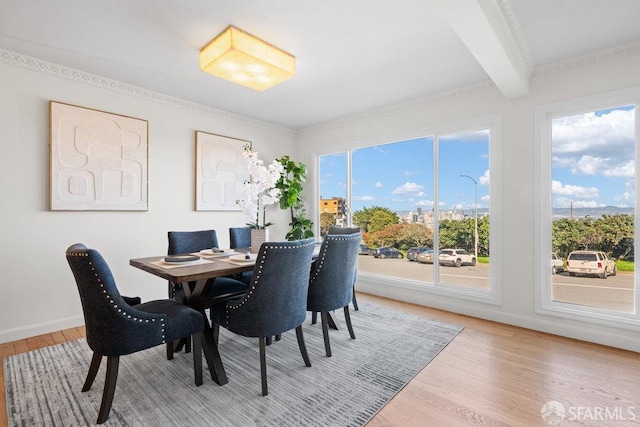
[
  {"left": 320, "top": 197, "right": 346, "bottom": 215},
  {"left": 320, "top": 197, "right": 347, "bottom": 227}
]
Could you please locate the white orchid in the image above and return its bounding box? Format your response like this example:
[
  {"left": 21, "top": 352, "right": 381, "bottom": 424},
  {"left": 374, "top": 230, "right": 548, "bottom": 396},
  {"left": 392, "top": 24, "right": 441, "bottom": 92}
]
[{"left": 237, "top": 145, "right": 284, "bottom": 228}]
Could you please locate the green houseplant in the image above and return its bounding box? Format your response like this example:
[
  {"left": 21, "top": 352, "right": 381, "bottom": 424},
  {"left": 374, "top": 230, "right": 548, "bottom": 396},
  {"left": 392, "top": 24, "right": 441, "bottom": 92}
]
[{"left": 275, "top": 155, "right": 314, "bottom": 241}]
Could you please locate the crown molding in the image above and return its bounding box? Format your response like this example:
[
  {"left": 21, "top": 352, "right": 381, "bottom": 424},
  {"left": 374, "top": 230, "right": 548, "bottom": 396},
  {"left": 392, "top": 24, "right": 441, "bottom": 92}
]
[
  {"left": 531, "top": 40, "right": 640, "bottom": 79},
  {"left": 0, "top": 48, "right": 295, "bottom": 136},
  {"left": 299, "top": 80, "right": 498, "bottom": 136},
  {"left": 495, "top": 0, "right": 534, "bottom": 73}
]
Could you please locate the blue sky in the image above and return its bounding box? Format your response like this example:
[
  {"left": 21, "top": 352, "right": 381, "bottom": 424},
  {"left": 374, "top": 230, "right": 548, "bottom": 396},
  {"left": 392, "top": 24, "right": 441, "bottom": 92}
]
[
  {"left": 319, "top": 130, "right": 490, "bottom": 213},
  {"left": 551, "top": 106, "right": 635, "bottom": 209}
]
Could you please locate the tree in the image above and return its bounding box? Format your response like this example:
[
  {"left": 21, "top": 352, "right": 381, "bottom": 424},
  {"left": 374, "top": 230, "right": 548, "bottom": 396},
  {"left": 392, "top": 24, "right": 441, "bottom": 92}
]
[
  {"left": 353, "top": 206, "right": 399, "bottom": 232},
  {"left": 400, "top": 223, "right": 433, "bottom": 248},
  {"left": 320, "top": 212, "right": 336, "bottom": 236}
]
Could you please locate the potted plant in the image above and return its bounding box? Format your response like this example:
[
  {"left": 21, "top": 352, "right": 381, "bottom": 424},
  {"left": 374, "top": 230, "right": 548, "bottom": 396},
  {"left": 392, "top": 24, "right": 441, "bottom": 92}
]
[
  {"left": 237, "top": 145, "right": 284, "bottom": 252},
  {"left": 275, "top": 155, "right": 314, "bottom": 241}
]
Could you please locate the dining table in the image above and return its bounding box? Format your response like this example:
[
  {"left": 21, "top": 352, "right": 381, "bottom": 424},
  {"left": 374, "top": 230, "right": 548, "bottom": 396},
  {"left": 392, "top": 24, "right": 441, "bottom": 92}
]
[{"left": 129, "top": 249, "right": 256, "bottom": 386}]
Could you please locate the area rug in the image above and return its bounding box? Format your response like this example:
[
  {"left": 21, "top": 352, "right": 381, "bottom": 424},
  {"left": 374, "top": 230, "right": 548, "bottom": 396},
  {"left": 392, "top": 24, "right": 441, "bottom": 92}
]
[{"left": 4, "top": 300, "right": 462, "bottom": 426}]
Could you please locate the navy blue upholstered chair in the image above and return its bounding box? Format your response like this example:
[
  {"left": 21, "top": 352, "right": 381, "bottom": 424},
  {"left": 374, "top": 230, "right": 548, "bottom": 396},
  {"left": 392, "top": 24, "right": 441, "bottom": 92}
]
[
  {"left": 211, "top": 238, "right": 316, "bottom": 396},
  {"left": 229, "top": 226, "right": 251, "bottom": 249},
  {"left": 307, "top": 232, "right": 361, "bottom": 356},
  {"left": 229, "top": 227, "right": 252, "bottom": 285},
  {"left": 167, "top": 230, "right": 248, "bottom": 357},
  {"left": 66, "top": 244, "right": 205, "bottom": 424},
  {"left": 327, "top": 226, "right": 361, "bottom": 311}
]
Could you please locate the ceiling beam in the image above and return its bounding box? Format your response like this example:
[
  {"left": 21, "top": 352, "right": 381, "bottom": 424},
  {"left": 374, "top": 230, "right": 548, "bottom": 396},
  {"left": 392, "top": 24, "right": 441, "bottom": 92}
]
[{"left": 434, "top": 0, "right": 530, "bottom": 99}]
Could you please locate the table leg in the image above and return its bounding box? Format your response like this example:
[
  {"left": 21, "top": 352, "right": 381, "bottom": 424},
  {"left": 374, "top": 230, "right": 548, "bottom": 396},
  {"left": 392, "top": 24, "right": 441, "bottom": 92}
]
[{"left": 183, "top": 279, "right": 228, "bottom": 386}]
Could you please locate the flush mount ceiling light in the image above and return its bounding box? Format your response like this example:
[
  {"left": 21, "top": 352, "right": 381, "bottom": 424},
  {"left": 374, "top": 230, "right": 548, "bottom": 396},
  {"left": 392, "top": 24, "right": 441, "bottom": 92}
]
[{"left": 199, "top": 26, "right": 295, "bottom": 91}]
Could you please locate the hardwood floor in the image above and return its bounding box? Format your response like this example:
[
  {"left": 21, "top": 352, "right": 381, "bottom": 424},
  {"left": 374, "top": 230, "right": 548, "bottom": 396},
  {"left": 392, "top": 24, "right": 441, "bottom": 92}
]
[{"left": 2, "top": 294, "right": 639, "bottom": 426}]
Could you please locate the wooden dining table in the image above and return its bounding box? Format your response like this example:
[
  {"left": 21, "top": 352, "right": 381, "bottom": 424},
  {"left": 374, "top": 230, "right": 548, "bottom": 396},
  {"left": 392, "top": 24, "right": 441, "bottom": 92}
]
[{"left": 129, "top": 251, "right": 255, "bottom": 386}]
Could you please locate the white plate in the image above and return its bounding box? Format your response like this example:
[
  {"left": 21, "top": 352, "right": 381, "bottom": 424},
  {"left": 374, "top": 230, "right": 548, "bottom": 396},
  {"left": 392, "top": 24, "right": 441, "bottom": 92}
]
[
  {"left": 199, "top": 249, "right": 236, "bottom": 257},
  {"left": 163, "top": 255, "right": 201, "bottom": 265},
  {"left": 229, "top": 253, "right": 257, "bottom": 263},
  {"left": 164, "top": 259, "right": 201, "bottom": 266}
]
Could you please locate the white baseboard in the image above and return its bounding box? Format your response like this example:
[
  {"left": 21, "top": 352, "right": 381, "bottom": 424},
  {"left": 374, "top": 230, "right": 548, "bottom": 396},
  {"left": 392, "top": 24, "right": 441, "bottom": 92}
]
[
  {"left": 357, "top": 279, "right": 640, "bottom": 353},
  {"left": 0, "top": 316, "right": 85, "bottom": 345}
]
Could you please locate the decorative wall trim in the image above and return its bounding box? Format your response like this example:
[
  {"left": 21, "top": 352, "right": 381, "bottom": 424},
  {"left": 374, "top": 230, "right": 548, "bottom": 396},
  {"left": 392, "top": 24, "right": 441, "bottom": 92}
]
[
  {"left": 496, "top": 0, "right": 534, "bottom": 73},
  {"left": 299, "top": 80, "right": 498, "bottom": 136},
  {"left": 0, "top": 48, "right": 295, "bottom": 136},
  {"left": 531, "top": 40, "right": 640, "bottom": 79}
]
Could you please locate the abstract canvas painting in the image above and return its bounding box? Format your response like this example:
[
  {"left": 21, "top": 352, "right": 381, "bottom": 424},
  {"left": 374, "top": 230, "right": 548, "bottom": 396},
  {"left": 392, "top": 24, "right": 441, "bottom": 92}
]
[
  {"left": 195, "top": 131, "right": 249, "bottom": 211},
  {"left": 50, "top": 102, "right": 148, "bottom": 211}
]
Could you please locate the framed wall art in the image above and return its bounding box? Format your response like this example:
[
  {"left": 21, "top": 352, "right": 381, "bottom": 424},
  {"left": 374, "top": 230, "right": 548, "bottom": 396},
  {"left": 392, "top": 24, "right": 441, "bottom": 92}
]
[
  {"left": 50, "top": 101, "right": 148, "bottom": 211},
  {"left": 195, "top": 131, "right": 250, "bottom": 211}
]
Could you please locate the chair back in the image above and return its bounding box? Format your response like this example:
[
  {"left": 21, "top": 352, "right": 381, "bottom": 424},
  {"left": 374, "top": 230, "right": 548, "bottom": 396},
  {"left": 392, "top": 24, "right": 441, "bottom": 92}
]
[
  {"left": 229, "top": 227, "right": 251, "bottom": 249},
  {"left": 168, "top": 229, "right": 219, "bottom": 254},
  {"left": 66, "top": 244, "right": 165, "bottom": 356},
  {"left": 327, "top": 226, "right": 361, "bottom": 235},
  {"left": 308, "top": 233, "right": 361, "bottom": 312},
  {"left": 223, "top": 238, "right": 316, "bottom": 337}
]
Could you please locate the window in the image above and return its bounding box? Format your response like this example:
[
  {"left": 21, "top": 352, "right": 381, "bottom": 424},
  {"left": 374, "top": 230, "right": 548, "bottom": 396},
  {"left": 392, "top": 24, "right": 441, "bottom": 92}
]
[
  {"left": 537, "top": 90, "right": 639, "bottom": 326},
  {"left": 317, "top": 116, "right": 500, "bottom": 301}
]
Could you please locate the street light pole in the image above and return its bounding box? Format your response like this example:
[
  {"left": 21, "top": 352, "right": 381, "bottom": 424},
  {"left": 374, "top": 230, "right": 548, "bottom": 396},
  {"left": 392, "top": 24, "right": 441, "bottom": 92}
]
[{"left": 460, "top": 174, "right": 478, "bottom": 258}]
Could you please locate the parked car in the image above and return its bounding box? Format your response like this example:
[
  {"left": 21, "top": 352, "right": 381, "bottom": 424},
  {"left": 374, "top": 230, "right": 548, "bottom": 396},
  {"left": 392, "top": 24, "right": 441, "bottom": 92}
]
[
  {"left": 373, "top": 247, "right": 404, "bottom": 259},
  {"left": 407, "top": 246, "right": 431, "bottom": 262},
  {"left": 566, "top": 250, "right": 616, "bottom": 279},
  {"left": 438, "top": 248, "right": 476, "bottom": 267},
  {"left": 358, "top": 244, "right": 373, "bottom": 255},
  {"left": 416, "top": 249, "right": 434, "bottom": 264},
  {"left": 551, "top": 252, "right": 564, "bottom": 274}
]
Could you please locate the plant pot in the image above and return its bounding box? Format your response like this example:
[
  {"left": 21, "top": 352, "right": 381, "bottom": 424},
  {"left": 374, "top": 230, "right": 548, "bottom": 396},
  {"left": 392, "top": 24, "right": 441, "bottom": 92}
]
[{"left": 251, "top": 228, "right": 269, "bottom": 254}]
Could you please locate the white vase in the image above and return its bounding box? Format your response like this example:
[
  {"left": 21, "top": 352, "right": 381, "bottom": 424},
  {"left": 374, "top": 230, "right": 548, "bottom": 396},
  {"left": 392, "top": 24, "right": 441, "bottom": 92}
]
[{"left": 250, "top": 228, "right": 269, "bottom": 254}]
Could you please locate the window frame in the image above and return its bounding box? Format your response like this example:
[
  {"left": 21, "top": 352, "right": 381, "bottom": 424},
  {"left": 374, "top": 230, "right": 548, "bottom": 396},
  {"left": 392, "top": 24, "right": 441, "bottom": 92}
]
[
  {"left": 314, "top": 114, "right": 503, "bottom": 305},
  {"left": 535, "top": 87, "right": 640, "bottom": 328}
]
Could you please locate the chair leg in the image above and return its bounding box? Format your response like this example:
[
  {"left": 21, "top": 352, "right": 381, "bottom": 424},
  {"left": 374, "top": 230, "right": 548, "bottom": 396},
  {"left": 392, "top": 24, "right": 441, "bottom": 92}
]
[
  {"left": 352, "top": 286, "right": 359, "bottom": 311},
  {"left": 259, "top": 337, "right": 268, "bottom": 396},
  {"left": 82, "top": 352, "right": 102, "bottom": 392},
  {"left": 311, "top": 311, "right": 318, "bottom": 324},
  {"left": 166, "top": 342, "right": 174, "bottom": 360},
  {"left": 275, "top": 334, "right": 281, "bottom": 341},
  {"left": 320, "top": 312, "right": 332, "bottom": 357},
  {"left": 97, "top": 355, "right": 119, "bottom": 424},
  {"left": 296, "top": 325, "right": 312, "bottom": 367},
  {"left": 193, "top": 332, "right": 203, "bottom": 386},
  {"left": 344, "top": 306, "right": 356, "bottom": 339}
]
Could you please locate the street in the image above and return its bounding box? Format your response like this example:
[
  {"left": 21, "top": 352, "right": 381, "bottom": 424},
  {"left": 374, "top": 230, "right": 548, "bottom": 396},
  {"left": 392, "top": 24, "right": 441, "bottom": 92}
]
[{"left": 357, "top": 256, "right": 634, "bottom": 312}]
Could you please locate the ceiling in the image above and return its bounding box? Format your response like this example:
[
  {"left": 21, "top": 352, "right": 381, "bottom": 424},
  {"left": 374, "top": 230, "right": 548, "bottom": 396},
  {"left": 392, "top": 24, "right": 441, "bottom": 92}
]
[{"left": 1, "top": 0, "right": 640, "bottom": 130}]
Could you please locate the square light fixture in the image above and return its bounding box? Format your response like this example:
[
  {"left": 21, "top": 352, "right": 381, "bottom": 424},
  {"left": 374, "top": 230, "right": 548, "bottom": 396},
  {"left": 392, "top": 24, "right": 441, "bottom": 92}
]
[{"left": 199, "top": 26, "right": 295, "bottom": 91}]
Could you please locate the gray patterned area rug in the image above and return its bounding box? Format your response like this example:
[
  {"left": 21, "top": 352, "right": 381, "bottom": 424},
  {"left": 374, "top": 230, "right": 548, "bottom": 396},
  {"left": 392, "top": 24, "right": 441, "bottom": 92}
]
[{"left": 4, "top": 300, "right": 462, "bottom": 426}]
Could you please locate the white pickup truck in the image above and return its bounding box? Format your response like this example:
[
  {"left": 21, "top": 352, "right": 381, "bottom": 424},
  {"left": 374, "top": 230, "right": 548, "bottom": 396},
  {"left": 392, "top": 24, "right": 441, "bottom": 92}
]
[{"left": 566, "top": 250, "right": 617, "bottom": 279}]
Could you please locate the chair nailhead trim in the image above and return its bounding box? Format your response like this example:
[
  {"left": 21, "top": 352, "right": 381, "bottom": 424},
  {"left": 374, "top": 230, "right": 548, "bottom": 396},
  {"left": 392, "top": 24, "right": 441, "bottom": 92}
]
[
  {"left": 224, "top": 240, "right": 315, "bottom": 327},
  {"left": 69, "top": 252, "right": 165, "bottom": 342},
  {"left": 310, "top": 234, "right": 360, "bottom": 282}
]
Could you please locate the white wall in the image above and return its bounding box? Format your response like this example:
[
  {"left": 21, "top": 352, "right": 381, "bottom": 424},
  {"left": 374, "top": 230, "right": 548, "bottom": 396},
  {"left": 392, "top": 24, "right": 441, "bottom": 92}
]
[
  {"left": 0, "top": 51, "right": 296, "bottom": 343},
  {"left": 296, "top": 50, "right": 640, "bottom": 352},
  {"left": 4, "top": 47, "right": 640, "bottom": 352}
]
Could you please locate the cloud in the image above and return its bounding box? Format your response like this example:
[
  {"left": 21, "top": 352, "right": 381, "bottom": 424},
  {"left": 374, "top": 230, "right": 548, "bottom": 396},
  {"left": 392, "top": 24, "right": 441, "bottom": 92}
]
[
  {"left": 375, "top": 181, "right": 383, "bottom": 188},
  {"left": 614, "top": 190, "right": 635, "bottom": 207},
  {"left": 552, "top": 108, "right": 635, "bottom": 177},
  {"left": 353, "top": 195, "right": 375, "bottom": 201},
  {"left": 403, "top": 170, "right": 421, "bottom": 176},
  {"left": 551, "top": 180, "right": 599, "bottom": 199},
  {"left": 416, "top": 199, "right": 434, "bottom": 207},
  {"left": 481, "top": 195, "right": 490, "bottom": 203},
  {"left": 392, "top": 182, "right": 425, "bottom": 194},
  {"left": 479, "top": 169, "right": 490, "bottom": 186},
  {"left": 554, "top": 197, "right": 605, "bottom": 208}
]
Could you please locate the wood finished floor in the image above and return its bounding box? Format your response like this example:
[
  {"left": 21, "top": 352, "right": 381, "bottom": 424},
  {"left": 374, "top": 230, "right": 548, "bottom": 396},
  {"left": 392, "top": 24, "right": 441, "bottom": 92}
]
[{"left": 1, "top": 294, "right": 639, "bottom": 426}]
